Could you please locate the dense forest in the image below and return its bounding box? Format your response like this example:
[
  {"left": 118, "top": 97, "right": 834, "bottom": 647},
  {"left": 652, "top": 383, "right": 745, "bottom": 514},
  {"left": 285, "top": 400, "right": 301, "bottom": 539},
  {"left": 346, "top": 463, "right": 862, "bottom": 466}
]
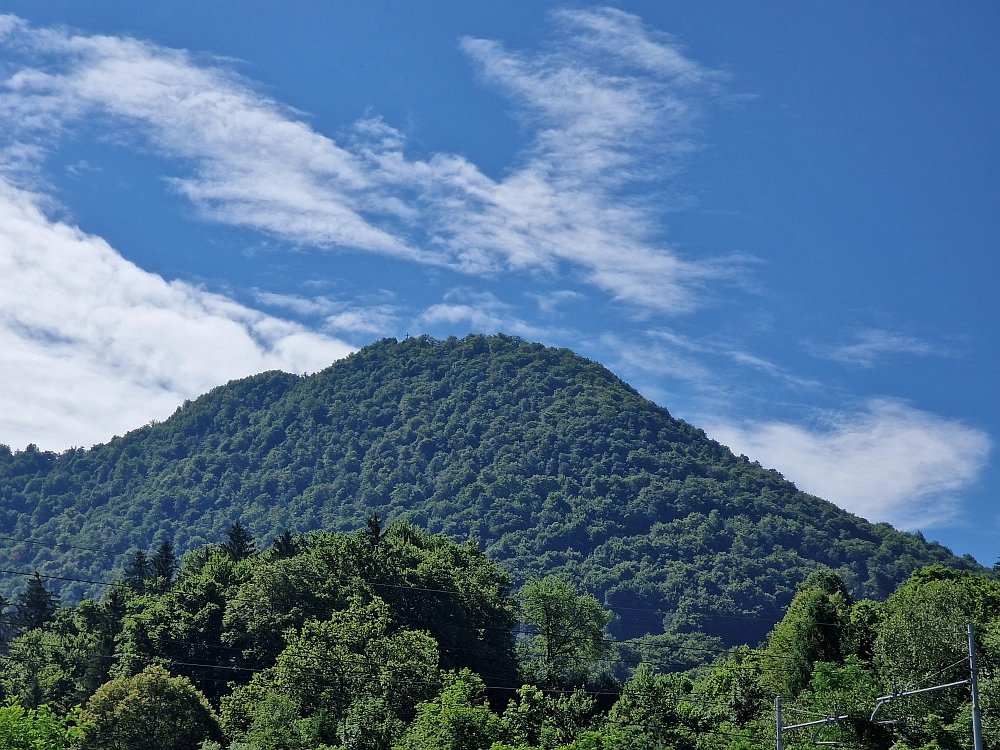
[
  {"left": 0, "top": 520, "right": 996, "bottom": 749},
  {"left": 0, "top": 334, "right": 976, "bottom": 652}
]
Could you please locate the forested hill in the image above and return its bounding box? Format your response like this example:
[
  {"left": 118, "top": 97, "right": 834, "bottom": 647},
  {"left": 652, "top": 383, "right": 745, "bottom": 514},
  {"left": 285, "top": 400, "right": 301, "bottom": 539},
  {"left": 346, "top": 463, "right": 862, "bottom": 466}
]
[{"left": 0, "top": 334, "right": 975, "bottom": 644}]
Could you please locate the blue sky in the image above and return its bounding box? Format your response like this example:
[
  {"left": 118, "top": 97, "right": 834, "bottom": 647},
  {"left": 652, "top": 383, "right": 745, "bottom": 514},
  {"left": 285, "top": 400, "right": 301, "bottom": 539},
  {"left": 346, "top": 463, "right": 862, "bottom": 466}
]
[{"left": 0, "top": 2, "right": 996, "bottom": 562}]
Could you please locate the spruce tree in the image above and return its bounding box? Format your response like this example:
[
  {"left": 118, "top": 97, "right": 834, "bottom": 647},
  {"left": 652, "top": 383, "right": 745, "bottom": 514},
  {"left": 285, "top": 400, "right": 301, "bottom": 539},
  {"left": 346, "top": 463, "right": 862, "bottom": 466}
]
[
  {"left": 151, "top": 540, "right": 178, "bottom": 590},
  {"left": 365, "top": 513, "right": 384, "bottom": 549},
  {"left": 14, "top": 572, "right": 59, "bottom": 631},
  {"left": 0, "top": 593, "right": 15, "bottom": 648},
  {"left": 269, "top": 529, "right": 299, "bottom": 559},
  {"left": 221, "top": 522, "right": 256, "bottom": 561},
  {"left": 123, "top": 550, "right": 152, "bottom": 593}
]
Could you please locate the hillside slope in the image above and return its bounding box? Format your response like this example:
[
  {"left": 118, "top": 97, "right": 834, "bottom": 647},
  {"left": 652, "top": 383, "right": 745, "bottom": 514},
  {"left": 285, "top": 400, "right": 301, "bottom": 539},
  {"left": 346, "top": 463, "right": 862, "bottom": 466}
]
[{"left": 0, "top": 334, "right": 975, "bottom": 643}]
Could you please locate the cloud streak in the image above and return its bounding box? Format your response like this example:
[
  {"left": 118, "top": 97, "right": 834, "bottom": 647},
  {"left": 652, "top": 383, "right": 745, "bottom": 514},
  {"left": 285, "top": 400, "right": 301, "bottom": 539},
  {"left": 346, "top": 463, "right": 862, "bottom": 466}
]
[
  {"left": 254, "top": 291, "right": 399, "bottom": 337},
  {"left": 707, "top": 400, "right": 991, "bottom": 528},
  {"left": 824, "top": 329, "right": 943, "bottom": 368},
  {"left": 0, "top": 9, "right": 727, "bottom": 313}
]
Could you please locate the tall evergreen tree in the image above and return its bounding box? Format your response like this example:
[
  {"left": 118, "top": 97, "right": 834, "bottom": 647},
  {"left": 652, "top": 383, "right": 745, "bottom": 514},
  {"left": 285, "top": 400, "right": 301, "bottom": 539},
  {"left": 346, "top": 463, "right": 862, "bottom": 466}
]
[
  {"left": 151, "top": 541, "right": 178, "bottom": 590},
  {"left": 269, "top": 529, "right": 299, "bottom": 560},
  {"left": 221, "top": 522, "right": 256, "bottom": 561},
  {"left": 14, "top": 572, "right": 59, "bottom": 631},
  {"left": 365, "top": 513, "right": 385, "bottom": 549},
  {"left": 0, "top": 594, "right": 15, "bottom": 649},
  {"left": 123, "top": 550, "right": 152, "bottom": 593}
]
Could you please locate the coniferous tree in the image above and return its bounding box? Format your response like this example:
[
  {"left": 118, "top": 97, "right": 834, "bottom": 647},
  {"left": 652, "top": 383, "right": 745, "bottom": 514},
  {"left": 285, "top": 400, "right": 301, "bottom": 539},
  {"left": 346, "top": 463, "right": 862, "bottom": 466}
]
[
  {"left": 269, "top": 529, "right": 299, "bottom": 560},
  {"left": 14, "top": 572, "right": 59, "bottom": 631},
  {"left": 0, "top": 594, "right": 15, "bottom": 649},
  {"left": 221, "top": 522, "right": 256, "bottom": 561},
  {"left": 151, "top": 541, "right": 178, "bottom": 591},
  {"left": 123, "top": 550, "right": 152, "bottom": 593},
  {"left": 365, "top": 513, "right": 384, "bottom": 549}
]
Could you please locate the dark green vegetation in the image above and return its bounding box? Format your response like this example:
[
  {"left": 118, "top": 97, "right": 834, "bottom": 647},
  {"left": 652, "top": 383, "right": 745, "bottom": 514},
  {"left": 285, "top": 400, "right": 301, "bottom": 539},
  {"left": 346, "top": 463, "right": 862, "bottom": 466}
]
[
  {"left": 0, "top": 334, "right": 975, "bottom": 650},
  {"left": 0, "top": 523, "right": 997, "bottom": 749}
]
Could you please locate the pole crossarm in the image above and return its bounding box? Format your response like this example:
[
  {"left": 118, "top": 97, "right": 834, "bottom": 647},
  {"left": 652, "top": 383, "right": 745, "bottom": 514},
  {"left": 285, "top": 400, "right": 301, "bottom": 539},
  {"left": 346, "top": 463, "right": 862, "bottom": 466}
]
[
  {"left": 783, "top": 714, "right": 852, "bottom": 732},
  {"left": 870, "top": 679, "right": 971, "bottom": 723},
  {"left": 778, "top": 623, "right": 984, "bottom": 750}
]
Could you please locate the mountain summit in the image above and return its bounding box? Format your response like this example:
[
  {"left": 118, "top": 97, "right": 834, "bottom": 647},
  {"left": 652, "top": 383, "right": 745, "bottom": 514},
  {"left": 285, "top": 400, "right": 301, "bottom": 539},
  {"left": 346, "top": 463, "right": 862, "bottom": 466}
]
[{"left": 0, "top": 334, "right": 973, "bottom": 645}]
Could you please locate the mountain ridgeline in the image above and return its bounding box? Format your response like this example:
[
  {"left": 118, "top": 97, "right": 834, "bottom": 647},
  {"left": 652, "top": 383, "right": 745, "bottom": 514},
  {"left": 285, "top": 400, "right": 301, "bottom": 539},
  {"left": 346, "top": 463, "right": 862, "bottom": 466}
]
[{"left": 0, "top": 334, "right": 975, "bottom": 645}]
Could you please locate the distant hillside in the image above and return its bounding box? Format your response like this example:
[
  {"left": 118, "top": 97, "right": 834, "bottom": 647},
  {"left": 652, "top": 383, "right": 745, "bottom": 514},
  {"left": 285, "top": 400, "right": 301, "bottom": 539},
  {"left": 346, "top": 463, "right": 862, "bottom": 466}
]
[{"left": 0, "top": 334, "right": 975, "bottom": 645}]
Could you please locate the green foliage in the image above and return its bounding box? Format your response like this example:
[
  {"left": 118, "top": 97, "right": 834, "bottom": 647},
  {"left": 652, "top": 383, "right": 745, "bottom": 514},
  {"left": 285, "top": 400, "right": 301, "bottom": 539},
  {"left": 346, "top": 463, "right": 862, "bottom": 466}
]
[
  {"left": 0, "top": 597, "right": 122, "bottom": 711},
  {"left": 151, "top": 540, "right": 179, "bottom": 592},
  {"left": 222, "top": 596, "right": 440, "bottom": 746},
  {"left": 5, "top": 548, "right": 1000, "bottom": 750},
  {"left": 123, "top": 551, "right": 152, "bottom": 593},
  {"left": 0, "top": 335, "right": 975, "bottom": 650},
  {"left": 688, "top": 565, "right": 1000, "bottom": 750},
  {"left": 603, "top": 666, "right": 697, "bottom": 750},
  {"left": 762, "top": 570, "right": 854, "bottom": 699},
  {"left": 518, "top": 577, "right": 611, "bottom": 687},
  {"left": 396, "top": 669, "right": 502, "bottom": 750},
  {"left": 222, "top": 522, "right": 519, "bottom": 686},
  {"left": 0, "top": 697, "right": 88, "bottom": 749},
  {"left": 269, "top": 529, "right": 300, "bottom": 560},
  {"left": 221, "top": 522, "right": 257, "bottom": 562},
  {"left": 80, "top": 664, "right": 223, "bottom": 750},
  {"left": 113, "top": 548, "right": 255, "bottom": 699},
  {"left": 692, "top": 646, "right": 768, "bottom": 727},
  {"left": 498, "top": 685, "right": 597, "bottom": 749}
]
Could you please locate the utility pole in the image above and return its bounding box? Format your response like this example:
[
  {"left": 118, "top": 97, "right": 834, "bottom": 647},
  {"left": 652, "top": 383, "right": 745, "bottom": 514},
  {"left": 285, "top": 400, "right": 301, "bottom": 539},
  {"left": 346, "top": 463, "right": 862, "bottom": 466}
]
[
  {"left": 870, "top": 623, "right": 984, "bottom": 750},
  {"left": 968, "top": 624, "right": 984, "bottom": 750},
  {"left": 776, "top": 696, "right": 783, "bottom": 750}
]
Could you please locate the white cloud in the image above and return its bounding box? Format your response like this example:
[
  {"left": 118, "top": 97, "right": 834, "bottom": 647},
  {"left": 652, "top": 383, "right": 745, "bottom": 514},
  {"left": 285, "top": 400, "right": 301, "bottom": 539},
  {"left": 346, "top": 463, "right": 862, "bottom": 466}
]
[
  {"left": 0, "top": 177, "right": 352, "bottom": 451},
  {"left": 0, "top": 9, "right": 729, "bottom": 313},
  {"left": 419, "top": 289, "right": 548, "bottom": 340},
  {"left": 599, "top": 332, "right": 716, "bottom": 388},
  {"left": 324, "top": 307, "right": 397, "bottom": 337},
  {"left": 707, "top": 399, "right": 991, "bottom": 528},
  {"left": 254, "top": 292, "right": 341, "bottom": 318},
  {"left": 528, "top": 289, "right": 584, "bottom": 315},
  {"left": 254, "top": 291, "right": 399, "bottom": 336},
  {"left": 825, "top": 329, "right": 942, "bottom": 368}
]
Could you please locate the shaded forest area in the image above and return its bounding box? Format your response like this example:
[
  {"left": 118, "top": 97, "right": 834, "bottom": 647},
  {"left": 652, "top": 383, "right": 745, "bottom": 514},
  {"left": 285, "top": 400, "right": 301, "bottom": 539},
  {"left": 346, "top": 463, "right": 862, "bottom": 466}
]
[{"left": 1, "top": 520, "right": 997, "bottom": 749}]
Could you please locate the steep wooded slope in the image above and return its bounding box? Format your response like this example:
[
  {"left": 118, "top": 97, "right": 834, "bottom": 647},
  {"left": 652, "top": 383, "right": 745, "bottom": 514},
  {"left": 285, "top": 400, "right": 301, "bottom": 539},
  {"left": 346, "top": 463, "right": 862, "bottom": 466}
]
[{"left": 0, "top": 334, "right": 974, "bottom": 643}]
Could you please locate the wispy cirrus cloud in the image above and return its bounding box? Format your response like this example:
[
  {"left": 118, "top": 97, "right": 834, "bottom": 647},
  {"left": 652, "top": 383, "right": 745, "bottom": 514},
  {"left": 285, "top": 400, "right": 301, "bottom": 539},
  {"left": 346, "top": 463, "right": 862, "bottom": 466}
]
[
  {"left": 707, "top": 399, "right": 991, "bottom": 528},
  {"left": 0, "top": 8, "right": 730, "bottom": 313},
  {"left": 527, "top": 289, "right": 585, "bottom": 315},
  {"left": 822, "top": 329, "right": 944, "bottom": 368},
  {"left": 643, "top": 329, "right": 820, "bottom": 388},
  {"left": 254, "top": 291, "right": 399, "bottom": 337}
]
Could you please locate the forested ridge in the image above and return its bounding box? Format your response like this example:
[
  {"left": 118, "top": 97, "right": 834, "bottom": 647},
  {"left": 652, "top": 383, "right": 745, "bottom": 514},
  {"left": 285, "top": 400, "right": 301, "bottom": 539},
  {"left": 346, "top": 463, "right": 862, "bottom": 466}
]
[{"left": 0, "top": 333, "right": 976, "bottom": 650}]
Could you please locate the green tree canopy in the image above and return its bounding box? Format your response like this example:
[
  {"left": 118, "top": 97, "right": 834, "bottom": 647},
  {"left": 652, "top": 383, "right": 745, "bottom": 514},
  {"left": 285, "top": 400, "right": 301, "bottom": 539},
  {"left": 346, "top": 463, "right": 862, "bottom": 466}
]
[
  {"left": 222, "top": 597, "right": 440, "bottom": 747},
  {"left": 80, "top": 665, "right": 223, "bottom": 750},
  {"left": 519, "top": 577, "right": 611, "bottom": 687},
  {"left": 396, "top": 669, "right": 501, "bottom": 750},
  {"left": 151, "top": 541, "right": 178, "bottom": 591}
]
